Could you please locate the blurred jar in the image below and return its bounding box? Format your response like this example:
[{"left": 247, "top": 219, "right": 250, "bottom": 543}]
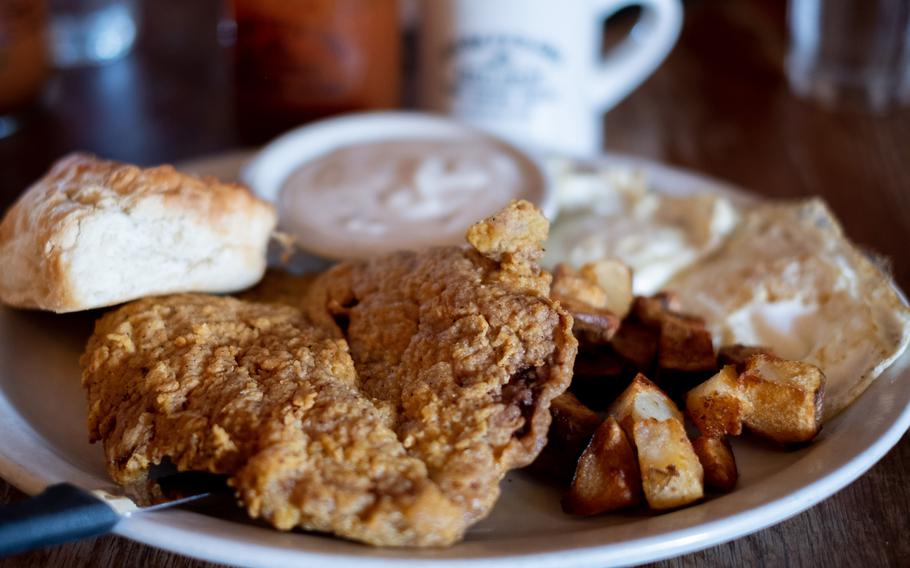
[
  {"left": 231, "top": 0, "right": 401, "bottom": 143},
  {"left": 0, "top": 0, "right": 48, "bottom": 137},
  {"left": 787, "top": 0, "right": 910, "bottom": 113},
  {"left": 48, "top": 0, "right": 139, "bottom": 67}
]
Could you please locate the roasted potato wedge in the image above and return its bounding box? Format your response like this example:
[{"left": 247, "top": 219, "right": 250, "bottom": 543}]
[
  {"left": 657, "top": 313, "right": 716, "bottom": 372},
  {"left": 552, "top": 264, "right": 624, "bottom": 344},
  {"left": 610, "top": 319, "right": 659, "bottom": 372},
  {"left": 692, "top": 436, "right": 738, "bottom": 492},
  {"left": 578, "top": 260, "right": 633, "bottom": 319},
  {"left": 609, "top": 374, "right": 704, "bottom": 509},
  {"left": 741, "top": 354, "right": 825, "bottom": 444},
  {"left": 571, "top": 345, "right": 634, "bottom": 410},
  {"left": 561, "top": 297, "right": 621, "bottom": 344},
  {"left": 633, "top": 418, "right": 704, "bottom": 509},
  {"left": 563, "top": 416, "right": 641, "bottom": 515},
  {"left": 686, "top": 365, "right": 752, "bottom": 437},
  {"left": 657, "top": 313, "right": 716, "bottom": 398},
  {"left": 631, "top": 292, "right": 684, "bottom": 327},
  {"left": 609, "top": 373, "right": 683, "bottom": 433},
  {"left": 718, "top": 344, "right": 777, "bottom": 373},
  {"left": 531, "top": 392, "right": 603, "bottom": 482}
]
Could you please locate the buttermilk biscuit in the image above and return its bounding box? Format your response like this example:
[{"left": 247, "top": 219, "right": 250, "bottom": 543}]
[{"left": 0, "top": 153, "right": 276, "bottom": 312}]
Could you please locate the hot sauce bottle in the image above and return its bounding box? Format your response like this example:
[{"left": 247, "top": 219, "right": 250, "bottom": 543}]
[
  {"left": 231, "top": 0, "right": 400, "bottom": 143},
  {"left": 0, "top": 0, "right": 47, "bottom": 131}
]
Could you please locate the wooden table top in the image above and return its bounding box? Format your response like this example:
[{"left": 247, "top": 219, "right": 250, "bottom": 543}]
[{"left": 2, "top": 1, "right": 908, "bottom": 566}]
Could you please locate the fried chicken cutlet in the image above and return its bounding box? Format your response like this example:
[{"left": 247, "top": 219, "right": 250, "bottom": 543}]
[
  {"left": 300, "top": 200, "right": 577, "bottom": 525},
  {"left": 81, "top": 294, "right": 464, "bottom": 546},
  {"left": 80, "top": 200, "right": 576, "bottom": 547}
]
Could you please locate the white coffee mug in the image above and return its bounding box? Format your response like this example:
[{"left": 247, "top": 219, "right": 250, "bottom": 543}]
[{"left": 419, "top": 0, "right": 683, "bottom": 156}]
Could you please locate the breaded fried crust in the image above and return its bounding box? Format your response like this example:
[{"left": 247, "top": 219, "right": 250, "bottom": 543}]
[
  {"left": 302, "top": 200, "right": 577, "bottom": 524},
  {"left": 81, "top": 294, "right": 462, "bottom": 546},
  {"left": 81, "top": 201, "right": 575, "bottom": 547}
]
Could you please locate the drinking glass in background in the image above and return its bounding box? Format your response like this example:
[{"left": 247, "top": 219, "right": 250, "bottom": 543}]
[
  {"left": 0, "top": 1, "right": 48, "bottom": 138},
  {"left": 48, "top": 0, "right": 138, "bottom": 67},
  {"left": 786, "top": 0, "right": 910, "bottom": 113}
]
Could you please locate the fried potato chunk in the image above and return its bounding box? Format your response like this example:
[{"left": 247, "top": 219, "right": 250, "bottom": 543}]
[
  {"left": 717, "top": 344, "right": 777, "bottom": 373},
  {"left": 686, "top": 366, "right": 752, "bottom": 437},
  {"left": 658, "top": 314, "right": 716, "bottom": 372},
  {"left": 563, "top": 416, "right": 641, "bottom": 515},
  {"left": 630, "top": 292, "right": 683, "bottom": 328},
  {"left": 610, "top": 319, "right": 659, "bottom": 373},
  {"left": 570, "top": 346, "right": 635, "bottom": 410},
  {"left": 692, "top": 437, "right": 738, "bottom": 492},
  {"left": 609, "top": 374, "right": 683, "bottom": 432},
  {"left": 578, "top": 260, "right": 633, "bottom": 320},
  {"left": 633, "top": 418, "right": 704, "bottom": 509},
  {"left": 740, "top": 355, "right": 825, "bottom": 444},
  {"left": 561, "top": 297, "right": 621, "bottom": 345},
  {"left": 624, "top": 294, "right": 715, "bottom": 398},
  {"left": 531, "top": 392, "right": 603, "bottom": 482},
  {"left": 551, "top": 264, "right": 622, "bottom": 344},
  {"left": 609, "top": 374, "right": 703, "bottom": 509}
]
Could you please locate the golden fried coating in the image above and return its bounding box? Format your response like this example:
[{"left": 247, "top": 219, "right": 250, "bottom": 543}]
[
  {"left": 81, "top": 294, "right": 462, "bottom": 547},
  {"left": 235, "top": 268, "right": 316, "bottom": 307},
  {"left": 301, "top": 200, "right": 577, "bottom": 525},
  {"left": 80, "top": 200, "right": 575, "bottom": 547}
]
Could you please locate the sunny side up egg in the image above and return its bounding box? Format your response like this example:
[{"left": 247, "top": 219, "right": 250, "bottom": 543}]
[
  {"left": 547, "top": 166, "right": 910, "bottom": 421},
  {"left": 668, "top": 199, "right": 910, "bottom": 420}
]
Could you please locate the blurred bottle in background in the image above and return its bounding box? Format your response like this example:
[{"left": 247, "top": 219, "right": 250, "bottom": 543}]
[
  {"left": 0, "top": 0, "right": 48, "bottom": 137},
  {"left": 231, "top": 0, "right": 400, "bottom": 144},
  {"left": 48, "top": 0, "right": 138, "bottom": 67},
  {"left": 787, "top": 0, "right": 910, "bottom": 113}
]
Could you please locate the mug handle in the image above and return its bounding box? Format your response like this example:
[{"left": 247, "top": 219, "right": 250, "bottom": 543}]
[{"left": 588, "top": 0, "right": 683, "bottom": 110}]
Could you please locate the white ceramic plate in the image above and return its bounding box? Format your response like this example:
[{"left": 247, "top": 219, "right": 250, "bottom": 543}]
[{"left": 1, "top": 151, "right": 908, "bottom": 568}]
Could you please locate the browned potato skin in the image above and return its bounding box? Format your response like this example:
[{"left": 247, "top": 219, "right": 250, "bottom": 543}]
[
  {"left": 741, "top": 355, "right": 825, "bottom": 444},
  {"left": 685, "top": 366, "right": 751, "bottom": 438},
  {"left": 563, "top": 416, "right": 641, "bottom": 515},
  {"left": 571, "top": 345, "right": 634, "bottom": 410},
  {"left": 633, "top": 418, "right": 704, "bottom": 509},
  {"left": 692, "top": 437, "right": 738, "bottom": 492},
  {"left": 718, "top": 344, "right": 777, "bottom": 373},
  {"left": 560, "top": 296, "right": 621, "bottom": 344},
  {"left": 530, "top": 392, "right": 603, "bottom": 482},
  {"left": 631, "top": 293, "right": 684, "bottom": 327},
  {"left": 610, "top": 319, "right": 659, "bottom": 372},
  {"left": 656, "top": 313, "right": 716, "bottom": 399},
  {"left": 608, "top": 374, "right": 704, "bottom": 509},
  {"left": 551, "top": 265, "right": 622, "bottom": 344},
  {"left": 578, "top": 261, "right": 633, "bottom": 320},
  {"left": 658, "top": 314, "right": 716, "bottom": 373},
  {"left": 623, "top": 294, "right": 716, "bottom": 399},
  {"left": 609, "top": 373, "right": 684, "bottom": 434}
]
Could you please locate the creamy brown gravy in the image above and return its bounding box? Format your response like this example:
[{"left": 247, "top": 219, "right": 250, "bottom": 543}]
[{"left": 278, "top": 138, "right": 543, "bottom": 258}]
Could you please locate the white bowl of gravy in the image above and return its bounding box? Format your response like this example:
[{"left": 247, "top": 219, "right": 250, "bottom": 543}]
[{"left": 241, "top": 111, "right": 555, "bottom": 260}]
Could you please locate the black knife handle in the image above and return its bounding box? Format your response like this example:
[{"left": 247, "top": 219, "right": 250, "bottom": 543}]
[{"left": 0, "top": 482, "right": 120, "bottom": 557}]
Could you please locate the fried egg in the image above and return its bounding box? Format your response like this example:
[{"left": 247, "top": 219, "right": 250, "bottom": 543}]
[
  {"left": 547, "top": 163, "right": 910, "bottom": 420},
  {"left": 668, "top": 199, "right": 910, "bottom": 420},
  {"left": 545, "top": 164, "right": 738, "bottom": 295}
]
